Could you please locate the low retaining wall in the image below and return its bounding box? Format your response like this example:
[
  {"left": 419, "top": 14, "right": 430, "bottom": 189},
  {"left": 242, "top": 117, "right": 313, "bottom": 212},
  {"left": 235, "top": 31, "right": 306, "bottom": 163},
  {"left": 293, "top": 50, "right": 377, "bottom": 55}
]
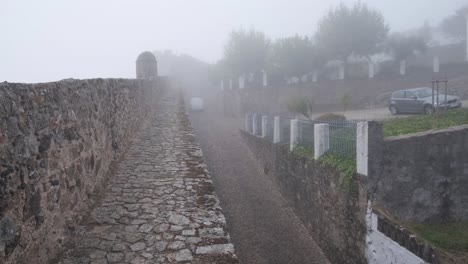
[
  {"left": 369, "top": 125, "right": 468, "bottom": 223},
  {"left": 0, "top": 78, "right": 160, "bottom": 263},
  {"left": 241, "top": 130, "right": 368, "bottom": 264}
]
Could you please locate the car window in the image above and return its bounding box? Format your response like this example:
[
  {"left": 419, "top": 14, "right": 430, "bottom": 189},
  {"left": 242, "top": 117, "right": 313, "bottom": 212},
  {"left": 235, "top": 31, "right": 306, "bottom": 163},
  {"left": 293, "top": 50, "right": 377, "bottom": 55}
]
[
  {"left": 405, "top": 91, "right": 416, "bottom": 98},
  {"left": 392, "top": 91, "right": 404, "bottom": 99},
  {"left": 414, "top": 88, "right": 433, "bottom": 98}
]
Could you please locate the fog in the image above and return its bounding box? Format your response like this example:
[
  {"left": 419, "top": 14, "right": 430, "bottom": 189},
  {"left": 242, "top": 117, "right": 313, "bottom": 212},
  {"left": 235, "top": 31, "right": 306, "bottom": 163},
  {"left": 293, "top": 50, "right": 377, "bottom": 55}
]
[{"left": 1, "top": 0, "right": 467, "bottom": 83}]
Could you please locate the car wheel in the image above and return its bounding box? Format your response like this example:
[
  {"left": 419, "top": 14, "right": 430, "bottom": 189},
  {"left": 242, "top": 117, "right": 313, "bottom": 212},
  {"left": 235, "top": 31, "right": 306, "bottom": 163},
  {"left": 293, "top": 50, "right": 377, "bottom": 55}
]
[
  {"left": 424, "top": 105, "right": 434, "bottom": 114},
  {"left": 389, "top": 105, "right": 398, "bottom": 115}
]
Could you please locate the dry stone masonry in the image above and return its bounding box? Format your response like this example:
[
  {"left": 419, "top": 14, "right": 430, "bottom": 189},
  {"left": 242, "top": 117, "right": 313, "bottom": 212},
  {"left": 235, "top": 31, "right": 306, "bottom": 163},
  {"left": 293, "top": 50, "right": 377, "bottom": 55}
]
[
  {"left": 0, "top": 79, "right": 159, "bottom": 263},
  {"left": 56, "top": 94, "right": 238, "bottom": 263}
]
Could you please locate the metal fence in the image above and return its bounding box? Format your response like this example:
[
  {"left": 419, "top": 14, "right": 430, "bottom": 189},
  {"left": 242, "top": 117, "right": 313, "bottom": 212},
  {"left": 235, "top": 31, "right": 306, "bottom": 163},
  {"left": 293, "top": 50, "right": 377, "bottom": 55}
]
[
  {"left": 298, "top": 120, "right": 316, "bottom": 147},
  {"left": 327, "top": 120, "right": 358, "bottom": 160},
  {"left": 280, "top": 117, "right": 292, "bottom": 144},
  {"left": 245, "top": 114, "right": 360, "bottom": 161},
  {"left": 266, "top": 116, "right": 275, "bottom": 138}
]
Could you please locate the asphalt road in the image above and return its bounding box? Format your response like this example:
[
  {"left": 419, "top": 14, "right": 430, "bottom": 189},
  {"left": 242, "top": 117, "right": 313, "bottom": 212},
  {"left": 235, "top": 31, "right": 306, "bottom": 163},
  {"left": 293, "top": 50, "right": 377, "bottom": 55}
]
[{"left": 189, "top": 104, "right": 330, "bottom": 264}]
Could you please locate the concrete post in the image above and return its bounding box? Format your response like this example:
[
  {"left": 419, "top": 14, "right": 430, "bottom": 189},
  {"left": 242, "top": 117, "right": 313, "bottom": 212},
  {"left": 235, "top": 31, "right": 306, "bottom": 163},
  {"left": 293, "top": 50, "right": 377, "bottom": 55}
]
[
  {"left": 433, "top": 56, "right": 439, "bottom": 73},
  {"left": 239, "top": 75, "right": 245, "bottom": 89},
  {"left": 273, "top": 116, "right": 280, "bottom": 143},
  {"left": 312, "top": 70, "right": 318, "bottom": 82},
  {"left": 399, "top": 60, "right": 406, "bottom": 75},
  {"left": 290, "top": 119, "right": 299, "bottom": 151},
  {"left": 262, "top": 116, "right": 268, "bottom": 138},
  {"left": 466, "top": 13, "right": 468, "bottom": 62},
  {"left": 252, "top": 114, "right": 259, "bottom": 136},
  {"left": 220, "top": 80, "right": 224, "bottom": 91},
  {"left": 314, "top": 124, "right": 330, "bottom": 159},
  {"left": 339, "top": 64, "right": 345, "bottom": 80},
  {"left": 368, "top": 62, "right": 374, "bottom": 79},
  {"left": 262, "top": 71, "right": 268, "bottom": 87},
  {"left": 356, "top": 122, "right": 369, "bottom": 176},
  {"left": 229, "top": 79, "right": 233, "bottom": 90}
]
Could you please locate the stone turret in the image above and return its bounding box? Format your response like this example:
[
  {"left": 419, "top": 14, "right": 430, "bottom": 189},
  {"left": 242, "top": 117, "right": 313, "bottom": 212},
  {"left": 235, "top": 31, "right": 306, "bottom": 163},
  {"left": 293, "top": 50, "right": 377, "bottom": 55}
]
[{"left": 136, "top": 51, "right": 158, "bottom": 79}]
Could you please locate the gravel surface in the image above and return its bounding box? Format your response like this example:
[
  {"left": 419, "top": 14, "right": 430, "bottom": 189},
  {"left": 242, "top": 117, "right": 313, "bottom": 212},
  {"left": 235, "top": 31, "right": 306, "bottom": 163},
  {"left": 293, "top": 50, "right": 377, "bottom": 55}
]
[{"left": 189, "top": 104, "right": 330, "bottom": 264}]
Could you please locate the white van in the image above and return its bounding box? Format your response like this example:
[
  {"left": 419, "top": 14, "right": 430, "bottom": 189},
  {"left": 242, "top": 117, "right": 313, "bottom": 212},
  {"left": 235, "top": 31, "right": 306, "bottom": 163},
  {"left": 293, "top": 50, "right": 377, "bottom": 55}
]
[{"left": 190, "top": 97, "right": 204, "bottom": 111}]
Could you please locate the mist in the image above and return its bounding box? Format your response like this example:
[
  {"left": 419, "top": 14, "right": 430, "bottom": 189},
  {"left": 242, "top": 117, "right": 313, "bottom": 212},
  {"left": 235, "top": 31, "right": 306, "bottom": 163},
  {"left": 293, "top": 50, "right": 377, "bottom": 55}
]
[{"left": 1, "top": 0, "right": 467, "bottom": 83}]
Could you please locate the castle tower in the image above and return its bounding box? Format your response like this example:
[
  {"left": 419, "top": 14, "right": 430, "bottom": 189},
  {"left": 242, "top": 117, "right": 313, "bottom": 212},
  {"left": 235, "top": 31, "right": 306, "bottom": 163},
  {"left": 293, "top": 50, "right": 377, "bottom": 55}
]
[{"left": 136, "top": 51, "right": 158, "bottom": 79}]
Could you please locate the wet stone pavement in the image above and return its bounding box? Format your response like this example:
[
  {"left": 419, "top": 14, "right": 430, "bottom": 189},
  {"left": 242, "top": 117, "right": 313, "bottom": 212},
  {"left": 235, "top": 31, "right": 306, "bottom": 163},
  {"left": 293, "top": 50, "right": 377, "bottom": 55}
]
[{"left": 58, "top": 95, "right": 238, "bottom": 264}]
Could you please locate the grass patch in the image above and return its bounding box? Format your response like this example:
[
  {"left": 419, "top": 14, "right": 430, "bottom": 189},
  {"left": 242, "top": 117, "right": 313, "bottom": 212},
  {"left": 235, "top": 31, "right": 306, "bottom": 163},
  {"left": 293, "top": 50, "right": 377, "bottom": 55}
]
[
  {"left": 383, "top": 108, "right": 468, "bottom": 137},
  {"left": 409, "top": 222, "right": 468, "bottom": 253}
]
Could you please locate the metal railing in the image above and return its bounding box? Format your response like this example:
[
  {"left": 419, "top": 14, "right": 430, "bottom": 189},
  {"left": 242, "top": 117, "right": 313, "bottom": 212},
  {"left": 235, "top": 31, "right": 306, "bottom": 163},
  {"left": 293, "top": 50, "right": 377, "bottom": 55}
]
[
  {"left": 244, "top": 113, "right": 360, "bottom": 161},
  {"left": 327, "top": 120, "right": 358, "bottom": 160},
  {"left": 280, "top": 117, "right": 292, "bottom": 144}
]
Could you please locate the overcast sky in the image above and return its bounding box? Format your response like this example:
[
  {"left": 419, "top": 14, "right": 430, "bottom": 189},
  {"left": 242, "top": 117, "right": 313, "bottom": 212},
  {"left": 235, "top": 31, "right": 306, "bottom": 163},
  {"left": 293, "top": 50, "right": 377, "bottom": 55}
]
[{"left": 1, "top": 0, "right": 467, "bottom": 83}]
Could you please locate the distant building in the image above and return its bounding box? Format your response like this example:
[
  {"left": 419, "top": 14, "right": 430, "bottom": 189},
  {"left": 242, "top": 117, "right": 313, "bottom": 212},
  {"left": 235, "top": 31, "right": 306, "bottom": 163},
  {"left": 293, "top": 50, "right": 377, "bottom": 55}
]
[{"left": 136, "top": 51, "right": 158, "bottom": 79}]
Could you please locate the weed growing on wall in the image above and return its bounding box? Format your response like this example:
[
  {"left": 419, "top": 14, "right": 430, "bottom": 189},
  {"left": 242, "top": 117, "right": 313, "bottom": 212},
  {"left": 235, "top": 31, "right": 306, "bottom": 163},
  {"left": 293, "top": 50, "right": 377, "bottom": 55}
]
[
  {"left": 319, "top": 153, "right": 357, "bottom": 194},
  {"left": 293, "top": 144, "right": 314, "bottom": 159}
]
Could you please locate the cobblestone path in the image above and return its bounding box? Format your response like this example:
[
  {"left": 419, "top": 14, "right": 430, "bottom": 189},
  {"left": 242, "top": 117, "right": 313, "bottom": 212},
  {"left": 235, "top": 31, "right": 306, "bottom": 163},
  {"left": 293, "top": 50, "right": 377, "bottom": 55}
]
[{"left": 58, "top": 94, "right": 238, "bottom": 264}]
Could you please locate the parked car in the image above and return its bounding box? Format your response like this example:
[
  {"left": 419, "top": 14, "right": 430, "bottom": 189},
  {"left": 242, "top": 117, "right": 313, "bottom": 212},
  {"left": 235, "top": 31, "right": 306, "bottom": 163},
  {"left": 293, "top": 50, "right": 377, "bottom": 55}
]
[
  {"left": 388, "top": 87, "right": 461, "bottom": 115},
  {"left": 190, "top": 97, "right": 204, "bottom": 111}
]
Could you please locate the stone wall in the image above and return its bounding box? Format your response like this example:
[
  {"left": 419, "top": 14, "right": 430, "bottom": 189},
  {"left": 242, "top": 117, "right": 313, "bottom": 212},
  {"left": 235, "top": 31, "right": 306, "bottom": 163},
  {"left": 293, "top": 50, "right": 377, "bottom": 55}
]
[
  {"left": 369, "top": 125, "right": 468, "bottom": 223},
  {"left": 0, "top": 78, "right": 160, "bottom": 263},
  {"left": 240, "top": 131, "right": 368, "bottom": 264}
]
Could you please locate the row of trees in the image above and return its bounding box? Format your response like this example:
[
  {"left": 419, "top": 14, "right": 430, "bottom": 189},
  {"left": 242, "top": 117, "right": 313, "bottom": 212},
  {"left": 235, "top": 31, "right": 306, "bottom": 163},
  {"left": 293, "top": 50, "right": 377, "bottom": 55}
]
[
  {"left": 215, "top": 2, "right": 468, "bottom": 85},
  {"left": 440, "top": 5, "right": 468, "bottom": 42}
]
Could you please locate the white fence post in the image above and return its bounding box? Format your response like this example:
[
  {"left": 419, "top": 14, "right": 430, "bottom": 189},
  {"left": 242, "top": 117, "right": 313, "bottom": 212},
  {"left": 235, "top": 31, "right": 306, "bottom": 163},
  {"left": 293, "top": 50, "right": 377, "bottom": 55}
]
[
  {"left": 399, "top": 60, "right": 406, "bottom": 75},
  {"left": 466, "top": 13, "right": 468, "bottom": 62},
  {"left": 290, "top": 119, "right": 299, "bottom": 151},
  {"left": 262, "top": 71, "right": 268, "bottom": 87},
  {"left": 239, "top": 75, "right": 245, "bottom": 89},
  {"left": 273, "top": 116, "right": 280, "bottom": 143},
  {"left": 433, "top": 56, "right": 440, "bottom": 73},
  {"left": 368, "top": 62, "right": 374, "bottom": 79},
  {"left": 339, "top": 64, "right": 345, "bottom": 80},
  {"left": 357, "top": 122, "right": 369, "bottom": 176},
  {"left": 314, "top": 124, "right": 330, "bottom": 159},
  {"left": 262, "top": 116, "right": 268, "bottom": 138}
]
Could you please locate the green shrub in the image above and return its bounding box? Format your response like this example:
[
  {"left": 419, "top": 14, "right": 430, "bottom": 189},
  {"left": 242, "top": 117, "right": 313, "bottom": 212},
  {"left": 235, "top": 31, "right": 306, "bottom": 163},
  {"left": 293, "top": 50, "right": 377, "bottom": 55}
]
[{"left": 287, "top": 97, "right": 313, "bottom": 120}]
